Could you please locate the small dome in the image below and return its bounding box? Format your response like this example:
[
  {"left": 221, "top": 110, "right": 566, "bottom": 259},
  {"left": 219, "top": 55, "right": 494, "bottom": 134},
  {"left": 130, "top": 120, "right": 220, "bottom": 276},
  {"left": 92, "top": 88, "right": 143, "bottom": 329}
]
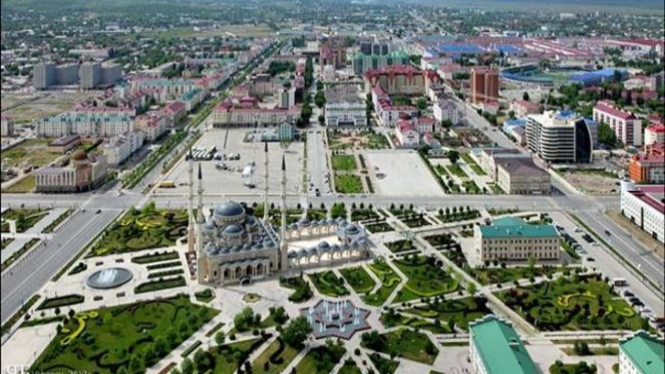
[
  {"left": 288, "top": 251, "right": 298, "bottom": 259},
  {"left": 317, "top": 241, "right": 330, "bottom": 250},
  {"left": 298, "top": 248, "right": 308, "bottom": 256},
  {"left": 71, "top": 150, "right": 87, "bottom": 161},
  {"left": 223, "top": 224, "right": 243, "bottom": 235},
  {"left": 345, "top": 225, "right": 359, "bottom": 235},
  {"left": 308, "top": 247, "right": 318, "bottom": 255},
  {"left": 214, "top": 201, "right": 244, "bottom": 217}
]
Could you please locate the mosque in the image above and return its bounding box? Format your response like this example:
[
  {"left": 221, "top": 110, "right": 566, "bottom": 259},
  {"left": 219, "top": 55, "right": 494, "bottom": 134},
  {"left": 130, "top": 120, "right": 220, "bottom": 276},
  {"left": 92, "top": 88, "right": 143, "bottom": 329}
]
[{"left": 186, "top": 143, "right": 370, "bottom": 286}]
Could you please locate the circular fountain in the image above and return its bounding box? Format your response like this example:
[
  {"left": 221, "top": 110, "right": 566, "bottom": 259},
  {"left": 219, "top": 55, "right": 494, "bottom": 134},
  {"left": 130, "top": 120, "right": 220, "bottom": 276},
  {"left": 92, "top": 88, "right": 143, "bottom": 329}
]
[{"left": 86, "top": 267, "right": 133, "bottom": 289}]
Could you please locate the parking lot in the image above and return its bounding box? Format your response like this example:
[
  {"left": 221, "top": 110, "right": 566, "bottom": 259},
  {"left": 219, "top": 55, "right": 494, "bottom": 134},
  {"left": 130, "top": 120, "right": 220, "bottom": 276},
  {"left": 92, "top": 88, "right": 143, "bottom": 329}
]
[
  {"left": 364, "top": 150, "right": 445, "bottom": 197},
  {"left": 157, "top": 128, "right": 304, "bottom": 197}
]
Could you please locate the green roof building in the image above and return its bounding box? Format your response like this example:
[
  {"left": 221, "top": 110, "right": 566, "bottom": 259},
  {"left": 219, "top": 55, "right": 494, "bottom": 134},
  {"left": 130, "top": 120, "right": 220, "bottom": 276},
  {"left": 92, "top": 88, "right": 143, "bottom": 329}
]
[
  {"left": 619, "top": 331, "right": 664, "bottom": 374},
  {"left": 475, "top": 216, "right": 561, "bottom": 262},
  {"left": 351, "top": 50, "right": 410, "bottom": 76},
  {"left": 469, "top": 315, "right": 538, "bottom": 374}
]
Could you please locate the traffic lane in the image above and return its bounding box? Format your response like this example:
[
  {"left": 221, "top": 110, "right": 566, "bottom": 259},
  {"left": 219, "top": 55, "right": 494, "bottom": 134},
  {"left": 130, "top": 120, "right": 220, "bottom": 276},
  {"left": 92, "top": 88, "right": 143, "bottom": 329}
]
[
  {"left": 1, "top": 210, "right": 120, "bottom": 323},
  {"left": 578, "top": 211, "right": 664, "bottom": 284}
]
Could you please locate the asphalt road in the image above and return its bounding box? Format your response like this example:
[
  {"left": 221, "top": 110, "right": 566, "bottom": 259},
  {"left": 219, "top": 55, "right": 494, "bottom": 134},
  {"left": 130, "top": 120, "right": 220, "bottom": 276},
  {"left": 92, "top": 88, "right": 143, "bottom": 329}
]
[{"left": 0, "top": 209, "right": 122, "bottom": 324}]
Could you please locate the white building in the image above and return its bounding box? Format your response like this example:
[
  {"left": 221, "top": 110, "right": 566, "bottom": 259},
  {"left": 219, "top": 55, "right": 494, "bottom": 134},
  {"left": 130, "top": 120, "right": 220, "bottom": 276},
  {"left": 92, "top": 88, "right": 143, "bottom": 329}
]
[
  {"left": 433, "top": 97, "right": 460, "bottom": 125},
  {"left": 395, "top": 122, "right": 420, "bottom": 148},
  {"left": 644, "top": 124, "right": 665, "bottom": 146},
  {"left": 469, "top": 315, "right": 538, "bottom": 374},
  {"left": 593, "top": 101, "right": 642, "bottom": 147},
  {"left": 526, "top": 111, "right": 596, "bottom": 163},
  {"left": 102, "top": 131, "right": 145, "bottom": 166},
  {"left": 620, "top": 181, "right": 664, "bottom": 244},
  {"left": 618, "top": 331, "right": 664, "bottom": 374},
  {"left": 36, "top": 110, "right": 134, "bottom": 138},
  {"left": 324, "top": 84, "right": 367, "bottom": 127},
  {"left": 212, "top": 102, "right": 300, "bottom": 127}
]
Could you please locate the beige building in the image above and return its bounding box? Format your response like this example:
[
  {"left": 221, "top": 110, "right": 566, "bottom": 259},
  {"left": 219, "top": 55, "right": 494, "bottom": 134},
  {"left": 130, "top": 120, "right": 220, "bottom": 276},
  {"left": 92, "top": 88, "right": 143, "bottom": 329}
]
[
  {"left": 478, "top": 149, "right": 550, "bottom": 195},
  {"left": 35, "top": 151, "right": 108, "bottom": 193},
  {"left": 496, "top": 157, "right": 550, "bottom": 195},
  {"left": 475, "top": 217, "right": 561, "bottom": 262}
]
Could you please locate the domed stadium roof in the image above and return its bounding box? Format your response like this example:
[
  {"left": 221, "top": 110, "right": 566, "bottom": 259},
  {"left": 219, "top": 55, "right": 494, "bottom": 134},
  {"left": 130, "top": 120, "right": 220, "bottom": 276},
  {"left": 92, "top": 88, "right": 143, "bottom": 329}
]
[{"left": 214, "top": 201, "right": 244, "bottom": 217}]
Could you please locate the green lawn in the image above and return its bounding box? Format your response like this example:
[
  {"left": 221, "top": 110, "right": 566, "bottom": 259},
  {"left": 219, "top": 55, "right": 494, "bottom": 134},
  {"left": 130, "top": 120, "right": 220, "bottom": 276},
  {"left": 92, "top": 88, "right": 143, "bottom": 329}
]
[
  {"left": 496, "top": 275, "right": 650, "bottom": 331},
  {"left": 88, "top": 204, "right": 188, "bottom": 257},
  {"left": 335, "top": 175, "right": 363, "bottom": 193},
  {"left": 280, "top": 276, "right": 313, "bottom": 303},
  {"left": 1, "top": 138, "right": 60, "bottom": 168},
  {"left": 36, "top": 295, "right": 84, "bottom": 310},
  {"left": 404, "top": 296, "right": 493, "bottom": 330},
  {"left": 2, "top": 208, "right": 50, "bottom": 233},
  {"left": 385, "top": 240, "right": 417, "bottom": 254},
  {"left": 209, "top": 338, "right": 263, "bottom": 374},
  {"left": 365, "top": 222, "right": 394, "bottom": 233},
  {"left": 472, "top": 266, "right": 566, "bottom": 285},
  {"left": 351, "top": 209, "right": 380, "bottom": 221},
  {"left": 369, "top": 352, "right": 399, "bottom": 374},
  {"left": 362, "top": 329, "right": 439, "bottom": 365},
  {"left": 461, "top": 153, "right": 486, "bottom": 175},
  {"left": 363, "top": 259, "right": 402, "bottom": 306},
  {"left": 463, "top": 180, "right": 482, "bottom": 194},
  {"left": 381, "top": 311, "right": 450, "bottom": 334},
  {"left": 252, "top": 338, "right": 300, "bottom": 374},
  {"left": 393, "top": 256, "right": 460, "bottom": 303},
  {"left": 339, "top": 359, "right": 363, "bottom": 374},
  {"left": 446, "top": 164, "right": 468, "bottom": 178},
  {"left": 339, "top": 266, "right": 376, "bottom": 294},
  {"left": 31, "top": 295, "right": 219, "bottom": 374},
  {"left": 3, "top": 175, "right": 36, "bottom": 193},
  {"left": 134, "top": 276, "right": 187, "bottom": 294},
  {"left": 332, "top": 155, "right": 357, "bottom": 171},
  {"left": 438, "top": 209, "right": 481, "bottom": 223},
  {"left": 293, "top": 343, "right": 346, "bottom": 374},
  {"left": 309, "top": 271, "right": 350, "bottom": 297}
]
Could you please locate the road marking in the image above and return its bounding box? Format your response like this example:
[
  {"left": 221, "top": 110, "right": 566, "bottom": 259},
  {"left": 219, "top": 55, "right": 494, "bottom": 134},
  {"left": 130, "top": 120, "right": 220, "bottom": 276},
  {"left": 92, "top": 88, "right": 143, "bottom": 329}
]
[{"left": 1, "top": 212, "right": 116, "bottom": 305}]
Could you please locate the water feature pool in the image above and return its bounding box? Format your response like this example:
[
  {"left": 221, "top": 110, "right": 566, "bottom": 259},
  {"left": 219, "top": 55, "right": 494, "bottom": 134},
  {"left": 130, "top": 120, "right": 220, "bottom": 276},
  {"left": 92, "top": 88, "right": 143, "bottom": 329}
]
[
  {"left": 301, "top": 299, "right": 371, "bottom": 340},
  {"left": 86, "top": 267, "right": 133, "bottom": 289}
]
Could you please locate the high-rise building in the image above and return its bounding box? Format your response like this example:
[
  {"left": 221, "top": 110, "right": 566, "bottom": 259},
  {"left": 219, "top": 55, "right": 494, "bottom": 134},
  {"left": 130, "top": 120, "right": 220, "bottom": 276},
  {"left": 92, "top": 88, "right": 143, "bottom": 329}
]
[
  {"left": 470, "top": 67, "right": 499, "bottom": 104},
  {"left": 277, "top": 84, "right": 296, "bottom": 109},
  {"left": 526, "top": 111, "right": 596, "bottom": 163},
  {"left": 101, "top": 63, "right": 122, "bottom": 85},
  {"left": 352, "top": 50, "right": 409, "bottom": 76},
  {"left": 80, "top": 62, "right": 102, "bottom": 89},
  {"left": 55, "top": 63, "right": 80, "bottom": 86},
  {"left": 33, "top": 62, "right": 56, "bottom": 89}
]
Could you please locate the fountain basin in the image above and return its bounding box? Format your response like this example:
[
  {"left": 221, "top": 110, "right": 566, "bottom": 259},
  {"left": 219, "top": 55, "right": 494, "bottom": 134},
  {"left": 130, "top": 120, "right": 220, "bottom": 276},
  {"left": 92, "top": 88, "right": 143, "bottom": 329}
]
[{"left": 86, "top": 267, "right": 133, "bottom": 289}]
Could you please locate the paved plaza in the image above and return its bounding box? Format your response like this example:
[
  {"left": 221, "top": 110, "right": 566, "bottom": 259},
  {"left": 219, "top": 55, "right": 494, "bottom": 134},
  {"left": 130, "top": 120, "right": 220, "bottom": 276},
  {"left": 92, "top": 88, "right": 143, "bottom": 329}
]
[
  {"left": 159, "top": 128, "right": 305, "bottom": 196},
  {"left": 364, "top": 150, "right": 445, "bottom": 197}
]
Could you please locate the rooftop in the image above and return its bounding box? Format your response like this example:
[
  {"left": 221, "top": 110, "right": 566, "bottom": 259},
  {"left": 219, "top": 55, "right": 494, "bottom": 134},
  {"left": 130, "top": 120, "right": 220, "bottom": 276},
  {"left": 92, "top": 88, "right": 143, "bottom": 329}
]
[
  {"left": 594, "top": 101, "right": 636, "bottom": 120},
  {"left": 646, "top": 124, "right": 665, "bottom": 134},
  {"left": 619, "top": 331, "right": 664, "bottom": 374},
  {"left": 469, "top": 315, "right": 538, "bottom": 374},
  {"left": 480, "top": 216, "right": 559, "bottom": 239},
  {"left": 498, "top": 157, "right": 548, "bottom": 177}
]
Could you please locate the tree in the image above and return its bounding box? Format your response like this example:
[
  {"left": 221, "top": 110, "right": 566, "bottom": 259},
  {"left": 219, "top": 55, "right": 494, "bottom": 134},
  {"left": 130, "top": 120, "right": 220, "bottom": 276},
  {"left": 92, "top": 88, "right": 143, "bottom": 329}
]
[
  {"left": 214, "top": 331, "right": 225, "bottom": 346},
  {"left": 416, "top": 97, "right": 427, "bottom": 111},
  {"left": 181, "top": 358, "right": 194, "bottom": 374},
  {"left": 522, "top": 92, "right": 530, "bottom": 101},
  {"left": 467, "top": 282, "right": 478, "bottom": 295},
  {"left": 282, "top": 316, "right": 313, "bottom": 348},
  {"left": 448, "top": 150, "right": 460, "bottom": 164},
  {"left": 598, "top": 122, "right": 617, "bottom": 147}
]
